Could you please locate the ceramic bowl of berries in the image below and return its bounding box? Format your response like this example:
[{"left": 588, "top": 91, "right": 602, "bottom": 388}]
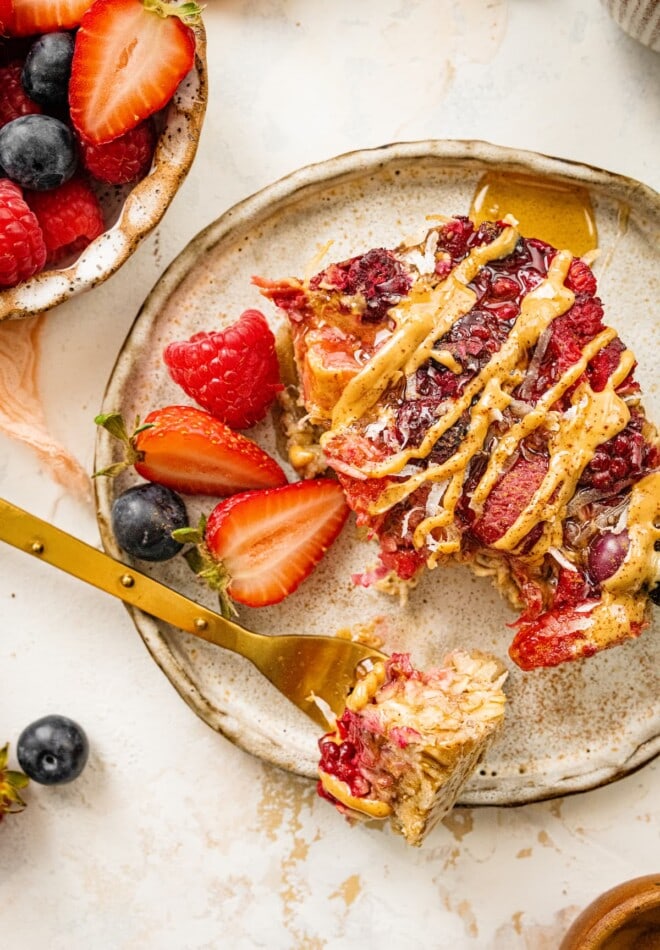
[{"left": 0, "top": 0, "right": 207, "bottom": 321}]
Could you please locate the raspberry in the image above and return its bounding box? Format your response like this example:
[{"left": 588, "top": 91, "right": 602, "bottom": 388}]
[
  {"left": 318, "top": 710, "right": 373, "bottom": 799},
  {"left": 587, "top": 337, "right": 628, "bottom": 392},
  {"left": 0, "top": 61, "right": 42, "bottom": 129},
  {"left": 565, "top": 258, "right": 597, "bottom": 296},
  {"left": 520, "top": 296, "right": 606, "bottom": 404},
  {"left": 490, "top": 276, "right": 520, "bottom": 298},
  {"left": 578, "top": 410, "right": 650, "bottom": 496},
  {"left": 436, "top": 215, "right": 475, "bottom": 260},
  {"left": 79, "top": 120, "right": 155, "bottom": 185},
  {"left": 163, "top": 309, "right": 284, "bottom": 430},
  {"left": 26, "top": 176, "right": 104, "bottom": 266},
  {"left": 469, "top": 219, "right": 505, "bottom": 249},
  {"left": 0, "top": 178, "right": 46, "bottom": 287},
  {"left": 312, "top": 248, "right": 411, "bottom": 323},
  {"left": 446, "top": 307, "right": 512, "bottom": 363}
]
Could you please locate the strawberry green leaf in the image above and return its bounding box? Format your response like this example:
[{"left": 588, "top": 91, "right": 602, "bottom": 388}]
[
  {"left": 183, "top": 545, "right": 207, "bottom": 575},
  {"left": 172, "top": 514, "right": 207, "bottom": 547},
  {"left": 93, "top": 411, "right": 152, "bottom": 477},
  {"left": 95, "top": 411, "right": 131, "bottom": 443},
  {"left": 4, "top": 770, "right": 29, "bottom": 790},
  {"left": 92, "top": 461, "right": 131, "bottom": 479},
  {"left": 143, "top": 0, "right": 204, "bottom": 22}
]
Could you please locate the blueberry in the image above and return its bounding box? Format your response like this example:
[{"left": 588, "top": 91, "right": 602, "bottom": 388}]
[
  {"left": 111, "top": 483, "right": 189, "bottom": 561},
  {"left": 22, "top": 32, "right": 75, "bottom": 109},
  {"left": 0, "top": 114, "right": 77, "bottom": 190},
  {"left": 17, "top": 715, "right": 89, "bottom": 785}
]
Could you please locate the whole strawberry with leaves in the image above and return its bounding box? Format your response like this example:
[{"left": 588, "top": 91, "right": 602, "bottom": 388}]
[{"left": 0, "top": 742, "right": 29, "bottom": 821}]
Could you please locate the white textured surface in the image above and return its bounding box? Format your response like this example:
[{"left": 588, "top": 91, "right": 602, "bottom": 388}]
[{"left": 1, "top": 3, "right": 659, "bottom": 948}]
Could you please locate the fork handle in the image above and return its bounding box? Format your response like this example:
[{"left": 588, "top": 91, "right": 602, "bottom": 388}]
[{"left": 0, "top": 497, "right": 249, "bottom": 656}]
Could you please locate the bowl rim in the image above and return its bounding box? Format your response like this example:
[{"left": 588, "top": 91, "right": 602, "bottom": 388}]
[
  {"left": 0, "top": 19, "right": 208, "bottom": 323},
  {"left": 560, "top": 874, "right": 660, "bottom": 948}
]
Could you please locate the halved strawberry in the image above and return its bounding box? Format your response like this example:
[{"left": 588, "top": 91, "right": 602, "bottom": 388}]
[
  {"left": 178, "top": 479, "right": 350, "bottom": 613},
  {"left": 10, "top": 0, "right": 92, "bottom": 36},
  {"left": 95, "top": 405, "right": 288, "bottom": 496},
  {"left": 69, "top": 0, "right": 200, "bottom": 145}
]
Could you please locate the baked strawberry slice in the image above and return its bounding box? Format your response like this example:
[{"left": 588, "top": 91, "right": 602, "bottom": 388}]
[
  {"left": 10, "top": 0, "right": 92, "bottom": 35},
  {"left": 95, "top": 405, "right": 287, "bottom": 496},
  {"left": 69, "top": 0, "right": 200, "bottom": 145},
  {"left": 471, "top": 452, "right": 549, "bottom": 546},
  {"left": 177, "top": 479, "right": 350, "bottom": 614}
]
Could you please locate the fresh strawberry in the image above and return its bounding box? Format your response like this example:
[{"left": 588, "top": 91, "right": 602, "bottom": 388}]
[
  {"left": 78, "top": 119, "right": 155, "bottom": 184},
  {"left": 69, "top": 0, "right": 201, "bottom": 145},
  {"left": 178, "top": 479, "right": 350, "bottom": 613},
  {"left": 163, "top": 310, "right": 284, "bottom": 430},
  {"left": 0, "top": 743, "right": 28, "bottom": 821},
  {"left": 10, "top": 0, "right": 92, "bottom": 36},
  {"left": 0, "top": 60, "right": 42, "bottom": 129},
  {"left": 95, "top": 405, "right": 288, "bottom": 496},
  {"left": 26, "top": 176, "right": 104, "bottom": 265}
]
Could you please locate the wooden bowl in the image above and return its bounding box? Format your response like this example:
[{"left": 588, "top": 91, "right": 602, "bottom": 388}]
[{"left": 559, "top": 874, "right": 660, "bottom": 949}]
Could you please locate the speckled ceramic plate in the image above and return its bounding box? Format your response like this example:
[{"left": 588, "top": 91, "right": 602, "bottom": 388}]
[
  {"left": 0, "top": 23, "right": 207, "bottom": 322},
  {"left": 95, "top": 140, "right": 660, "bottom": 806}
]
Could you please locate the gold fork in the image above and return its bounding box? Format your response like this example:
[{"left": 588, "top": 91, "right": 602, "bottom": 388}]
[{"left": 0, "top": 498, "right": 386, "bottom": 730}]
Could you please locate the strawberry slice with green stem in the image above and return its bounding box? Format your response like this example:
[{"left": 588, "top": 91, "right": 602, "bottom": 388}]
[
  {"left": 69, "top": 0, "right": 201, "bottom": 145},
  {"left": 95, "top": 405, "right": 288, "bottom": 496},
  {"left": 176, "top": 479, "right": 351, "bottom": 615}
]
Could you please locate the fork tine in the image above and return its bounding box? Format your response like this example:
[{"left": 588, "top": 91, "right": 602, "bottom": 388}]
[{"left": 254, "top": 634, "right": 386, "bottom": 729}]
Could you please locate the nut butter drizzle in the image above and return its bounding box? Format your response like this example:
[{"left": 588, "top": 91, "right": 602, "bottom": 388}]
[
  {"left": 318, "top": 771, "right": 392, "bottom": 819},
  {"left": 321, "top": 224, "right": 659, "bottom": 597},
  {"left": 327, "top": 226, "right": 520, "bottom": 431},
  {"left": 491, "top": 353, "right": 634, "bottom": 555}
]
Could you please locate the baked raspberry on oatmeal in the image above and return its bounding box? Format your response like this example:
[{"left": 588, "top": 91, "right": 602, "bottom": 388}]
[
  {"left": 317, "top": 650, "right": 507, "bottom": 846},
  {"left": 256, "top": 216, "right": 660, "bottom": 671}
]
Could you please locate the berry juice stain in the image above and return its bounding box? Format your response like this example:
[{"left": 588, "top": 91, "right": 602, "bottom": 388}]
[{"left": 469, "top": 172, "right": 598, "bottom": 258}]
